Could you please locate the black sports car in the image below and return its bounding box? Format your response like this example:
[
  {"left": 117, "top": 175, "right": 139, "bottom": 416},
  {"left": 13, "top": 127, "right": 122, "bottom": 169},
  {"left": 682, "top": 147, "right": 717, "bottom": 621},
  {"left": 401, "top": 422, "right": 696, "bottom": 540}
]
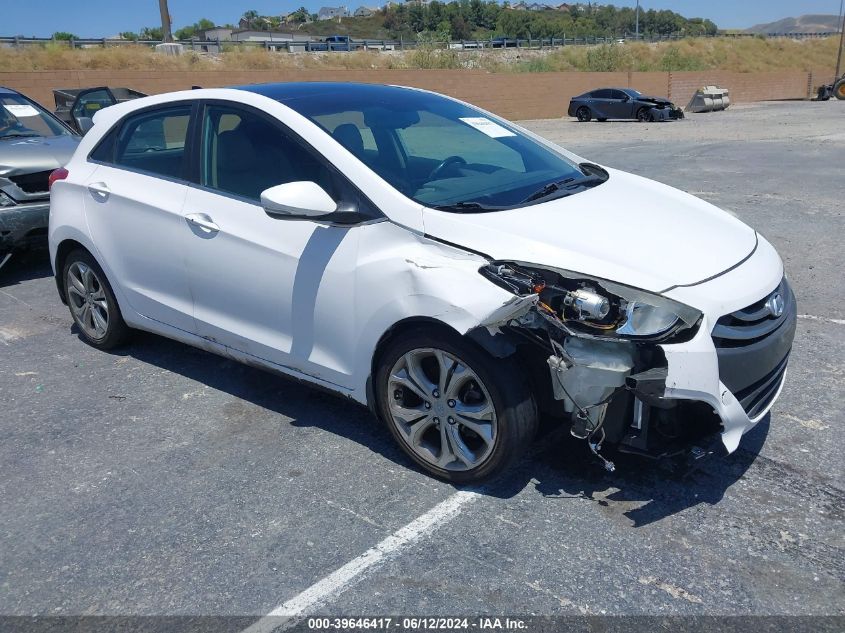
[{"left": 568, "top": 88, "right": 684, "bottom": 122}]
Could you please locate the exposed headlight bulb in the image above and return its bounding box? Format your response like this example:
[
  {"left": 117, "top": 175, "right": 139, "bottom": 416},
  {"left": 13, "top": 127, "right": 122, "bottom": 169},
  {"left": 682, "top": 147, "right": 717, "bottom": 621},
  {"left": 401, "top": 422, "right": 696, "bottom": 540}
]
[{"left": 564, "top": 288, "right": 610, "bottom": 320}]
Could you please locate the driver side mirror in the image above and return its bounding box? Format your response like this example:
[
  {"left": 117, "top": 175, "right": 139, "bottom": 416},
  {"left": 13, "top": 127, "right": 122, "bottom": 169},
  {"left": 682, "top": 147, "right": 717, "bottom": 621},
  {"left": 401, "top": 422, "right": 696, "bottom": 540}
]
[{"left": 261, "top": 181, "right": 337, "bottom": 219}]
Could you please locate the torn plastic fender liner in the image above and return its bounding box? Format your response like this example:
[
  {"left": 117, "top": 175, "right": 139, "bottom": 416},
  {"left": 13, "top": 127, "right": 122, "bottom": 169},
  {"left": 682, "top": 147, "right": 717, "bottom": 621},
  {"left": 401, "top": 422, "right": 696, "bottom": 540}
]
[{"left": 466, "top": 294, "right": 539, "bottom": 358}]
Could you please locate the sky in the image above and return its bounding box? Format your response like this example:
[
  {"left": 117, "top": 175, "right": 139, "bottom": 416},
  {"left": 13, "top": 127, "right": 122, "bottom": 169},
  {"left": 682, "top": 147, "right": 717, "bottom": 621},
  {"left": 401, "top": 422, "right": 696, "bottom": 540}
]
[{"left": 3, "top": 0, "right": 843, "bottom": 37}]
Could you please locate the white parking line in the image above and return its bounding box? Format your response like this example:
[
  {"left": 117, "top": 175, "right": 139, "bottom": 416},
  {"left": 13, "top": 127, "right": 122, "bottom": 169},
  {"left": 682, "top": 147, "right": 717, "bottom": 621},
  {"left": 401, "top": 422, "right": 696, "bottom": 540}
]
[
  {"left": 241, "top": 490, "right": 481, "bottom": 633},
  {"left": 797, "top": 314, "right": 845, "bottom": 326}
]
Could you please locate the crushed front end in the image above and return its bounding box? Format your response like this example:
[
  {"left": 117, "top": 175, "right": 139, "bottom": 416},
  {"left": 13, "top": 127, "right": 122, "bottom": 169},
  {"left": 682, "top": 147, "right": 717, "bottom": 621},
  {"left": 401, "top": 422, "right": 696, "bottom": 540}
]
[
  {"left": 0, "top": 170, "right": 52, "bottom": 256},
  {"left": 474, "top": 261, "right": 796, "bottom": 470}
]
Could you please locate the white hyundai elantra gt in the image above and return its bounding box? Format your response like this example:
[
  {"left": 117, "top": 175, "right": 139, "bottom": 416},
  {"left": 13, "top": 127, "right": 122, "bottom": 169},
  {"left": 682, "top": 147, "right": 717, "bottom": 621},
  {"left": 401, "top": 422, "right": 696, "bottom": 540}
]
[{"left": 48, "top": 83, "right": 796, "bottom": 481}]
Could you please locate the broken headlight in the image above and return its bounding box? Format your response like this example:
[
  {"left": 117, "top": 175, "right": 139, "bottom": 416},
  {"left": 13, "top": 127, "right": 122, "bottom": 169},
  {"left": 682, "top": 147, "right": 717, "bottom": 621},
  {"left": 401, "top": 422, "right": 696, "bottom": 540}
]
[
  {"left": 616, "top": 301, "right": 680, "bottom": 338},
  {"left": 480, "top": 262, "right": 701, "bottom": 342}
]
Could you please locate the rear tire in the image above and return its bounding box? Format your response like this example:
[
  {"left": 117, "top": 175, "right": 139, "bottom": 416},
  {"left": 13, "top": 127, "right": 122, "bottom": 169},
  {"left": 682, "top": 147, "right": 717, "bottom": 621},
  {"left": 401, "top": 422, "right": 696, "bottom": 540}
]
[
  {"left": 62, "top": 249, "right": 129, "bottom": 350},
  {"left": 834, "top": 79, "right": 845, "bottom": 101},
  {"left": 375, "top": 327, "right": 537, "bottom": 483},
  {"left": 576, "top": 107, "right": 592, "bottom": 122}
]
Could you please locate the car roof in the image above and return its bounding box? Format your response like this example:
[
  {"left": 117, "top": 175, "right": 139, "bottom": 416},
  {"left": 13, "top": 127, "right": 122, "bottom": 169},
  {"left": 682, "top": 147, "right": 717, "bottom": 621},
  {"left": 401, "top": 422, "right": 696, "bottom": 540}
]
[
  {"left": 235, "top": 82, "right": 420, "bottom": 104},
  {"left": 0, "top": 86, "right": 22, "bottom": 95}
]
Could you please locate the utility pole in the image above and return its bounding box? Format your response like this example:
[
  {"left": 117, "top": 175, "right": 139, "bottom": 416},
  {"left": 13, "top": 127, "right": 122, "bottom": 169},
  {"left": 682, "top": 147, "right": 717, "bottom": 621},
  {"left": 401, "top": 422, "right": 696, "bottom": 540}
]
[
  {"left": 635, "top": 0, "right": 640, "bottom": 40},
  {"left": 159, "top": 0, "right": 173, "bottom": 42}
]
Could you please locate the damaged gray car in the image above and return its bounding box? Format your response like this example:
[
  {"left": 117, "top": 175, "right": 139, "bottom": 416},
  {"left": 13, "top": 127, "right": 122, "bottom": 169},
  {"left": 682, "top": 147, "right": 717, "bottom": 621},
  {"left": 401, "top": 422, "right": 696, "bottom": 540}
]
[
  {"left": 1, "top": 86, "right": 79, "bottom": 262},
  {"left": 568, "top": 88, "right": 685, "bottom": 122}
]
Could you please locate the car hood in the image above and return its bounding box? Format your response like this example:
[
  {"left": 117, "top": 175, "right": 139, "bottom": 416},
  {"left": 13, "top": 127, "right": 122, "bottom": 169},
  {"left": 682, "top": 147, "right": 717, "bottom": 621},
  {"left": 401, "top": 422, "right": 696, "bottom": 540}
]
[
  {"left": 0, "top": 134, "right": 80, "bottom": 175},
  {"left": 421, "top": 167, "right": 757, "bottom": 294},
  {"left": 639, "top": 95, "right": 673, "bottom": 105}
]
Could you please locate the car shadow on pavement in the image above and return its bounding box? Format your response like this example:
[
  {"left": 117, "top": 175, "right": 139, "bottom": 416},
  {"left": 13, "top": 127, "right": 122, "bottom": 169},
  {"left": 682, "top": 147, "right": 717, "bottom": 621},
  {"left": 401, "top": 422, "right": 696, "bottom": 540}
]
[
  {"left": 0, "top": 246, "right": 52, "bottom": 287},
  {"left": 95, "top": 325, "right": 767, "bottom": 530},
  {"left": 494, "top": 417, "right": 770, "bottom": 528}
]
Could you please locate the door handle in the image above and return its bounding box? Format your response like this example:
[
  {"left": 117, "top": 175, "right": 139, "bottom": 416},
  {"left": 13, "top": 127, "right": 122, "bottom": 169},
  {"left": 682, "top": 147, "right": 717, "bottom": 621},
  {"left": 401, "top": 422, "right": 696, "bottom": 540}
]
[
  {"left": 87, "top": 182, "right": 110, "bottom": 201},
  {"left": 185, "top": 213, "right": 220, "bottom": 233}
]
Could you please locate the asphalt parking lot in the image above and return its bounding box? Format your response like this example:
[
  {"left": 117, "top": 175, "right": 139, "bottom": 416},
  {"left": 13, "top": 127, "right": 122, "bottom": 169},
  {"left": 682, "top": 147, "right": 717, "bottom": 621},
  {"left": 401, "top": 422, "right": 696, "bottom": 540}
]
[{"left": 1, "top": 100, "right": 843, "bottom": 626}]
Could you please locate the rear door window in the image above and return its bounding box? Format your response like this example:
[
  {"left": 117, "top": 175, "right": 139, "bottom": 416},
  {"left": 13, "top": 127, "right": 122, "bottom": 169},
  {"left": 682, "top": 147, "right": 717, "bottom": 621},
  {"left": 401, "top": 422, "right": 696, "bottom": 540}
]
[
  {"left": 113, "top": 106, "right": 192, "bottom": 180},
  {"left": 200, "top": 104, "right": 335, "bottom": 201}
]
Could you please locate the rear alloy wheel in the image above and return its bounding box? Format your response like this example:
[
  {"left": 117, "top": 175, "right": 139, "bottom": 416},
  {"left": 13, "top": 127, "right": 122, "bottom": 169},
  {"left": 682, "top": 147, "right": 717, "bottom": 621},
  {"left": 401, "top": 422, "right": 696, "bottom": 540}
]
[
  {"left": 63, "top": 250, "right": 129, "bottom": 349},
  {"left": 576, "top": 106, "right": 592, "bottom": 122},
  {"left": 376, "top": 329, "right": 536, "bottom": 482}
]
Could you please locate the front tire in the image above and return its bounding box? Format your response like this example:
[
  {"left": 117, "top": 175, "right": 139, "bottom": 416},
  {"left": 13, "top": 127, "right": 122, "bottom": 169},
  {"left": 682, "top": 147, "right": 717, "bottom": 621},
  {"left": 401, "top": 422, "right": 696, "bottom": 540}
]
[
  {"left": 375, "top": 327, "right": 537, "bottom": 483},
  {"left": 576, "top": 106, "right": 592, "bottom": 122},
  {"left": 63, "top": 249, "right": 129, "bottom": 350},
  {"left": 834, "top": 78, "right": 845, "bottom": 101},
  {"left": 636, "top": 107, "right": 651, "bottom": 122}
]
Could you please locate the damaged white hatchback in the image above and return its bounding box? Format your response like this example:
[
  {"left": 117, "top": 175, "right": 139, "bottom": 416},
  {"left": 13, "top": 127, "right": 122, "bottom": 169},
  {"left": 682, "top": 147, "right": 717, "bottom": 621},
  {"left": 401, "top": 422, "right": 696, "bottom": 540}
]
[{"left": 49, "top": 83, "right": 796, "bottom": 482}]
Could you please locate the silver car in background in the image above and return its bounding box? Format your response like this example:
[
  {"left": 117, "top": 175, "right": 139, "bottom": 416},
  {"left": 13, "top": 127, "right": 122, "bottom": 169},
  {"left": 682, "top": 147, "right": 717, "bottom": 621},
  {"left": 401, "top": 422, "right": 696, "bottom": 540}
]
[{"left": 0, "top": 87, "right": 79, "bottom": 261}]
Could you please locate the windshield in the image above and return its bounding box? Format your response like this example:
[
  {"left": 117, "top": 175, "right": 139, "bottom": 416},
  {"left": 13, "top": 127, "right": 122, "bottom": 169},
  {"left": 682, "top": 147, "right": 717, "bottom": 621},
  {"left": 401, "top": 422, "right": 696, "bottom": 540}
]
[
  {"left": 625, "top": 89, "right": 643, "bottom": 97},
  {"left": 0, "top": 94, "right": 71, "bottom": 140},
  {"left": 284, "top": 89, "right": 596, "bottom": 211}
]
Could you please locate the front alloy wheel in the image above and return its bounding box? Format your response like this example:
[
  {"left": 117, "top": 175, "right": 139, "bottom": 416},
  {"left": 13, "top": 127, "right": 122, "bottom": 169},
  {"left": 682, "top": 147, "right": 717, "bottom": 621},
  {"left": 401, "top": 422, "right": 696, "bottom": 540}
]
[
  {"left": 387, "top": 348, "right": 497, "bottom": 472},
  {"left": 376, "top": 328, "right": 537, "bottom": 482}
]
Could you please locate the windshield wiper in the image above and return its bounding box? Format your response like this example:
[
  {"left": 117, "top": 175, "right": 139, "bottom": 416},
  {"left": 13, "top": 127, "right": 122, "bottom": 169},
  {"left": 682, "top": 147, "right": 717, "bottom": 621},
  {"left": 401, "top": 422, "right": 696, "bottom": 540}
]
[
  {"left": 0, "top": 133, "right": 40, "bottom": 140},
  {"left": 432, "top": 201, "right": 506, "bottom": 213},
  {"left": 522, "top": 174, "right": 607, "bottom": 203}
]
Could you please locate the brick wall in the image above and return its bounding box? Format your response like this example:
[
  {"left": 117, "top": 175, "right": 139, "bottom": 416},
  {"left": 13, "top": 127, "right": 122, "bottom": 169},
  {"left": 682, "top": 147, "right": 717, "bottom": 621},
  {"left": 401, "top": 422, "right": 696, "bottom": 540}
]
[
  {"left": 0, "top": 68, "right": 832, "bottom": 121},
  {"left": 667, "top": 71, "right": 814, "bottom": 108}
]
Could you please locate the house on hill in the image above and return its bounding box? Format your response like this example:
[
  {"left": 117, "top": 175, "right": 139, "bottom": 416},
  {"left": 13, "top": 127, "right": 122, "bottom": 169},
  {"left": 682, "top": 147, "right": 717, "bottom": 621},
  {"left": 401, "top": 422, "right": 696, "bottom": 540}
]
[
  {"left": 354, "top": 6, "right": 377, "bottom": 17},
  {"left": 317, "top": 6, "right": 351, "bottom": 20}
]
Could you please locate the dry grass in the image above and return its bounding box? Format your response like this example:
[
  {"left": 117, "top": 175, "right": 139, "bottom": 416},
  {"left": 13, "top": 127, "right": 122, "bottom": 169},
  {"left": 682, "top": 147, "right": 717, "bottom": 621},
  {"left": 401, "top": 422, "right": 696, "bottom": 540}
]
[
  {"left": 499, "top": 37, "right": 841, "bottom": 73},
  {"left": 0, "top": 42, "right": 216, "bottom": 71},
  {"left": 0, "top": 37, "right": 838, "bottom": 73}
]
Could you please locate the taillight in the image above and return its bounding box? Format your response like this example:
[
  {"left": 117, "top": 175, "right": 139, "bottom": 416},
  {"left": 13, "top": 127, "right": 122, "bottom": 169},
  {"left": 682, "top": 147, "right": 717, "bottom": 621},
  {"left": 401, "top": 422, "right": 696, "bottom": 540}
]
[{"left": 48, "top": 167, "right": 69, "bottom": 190}]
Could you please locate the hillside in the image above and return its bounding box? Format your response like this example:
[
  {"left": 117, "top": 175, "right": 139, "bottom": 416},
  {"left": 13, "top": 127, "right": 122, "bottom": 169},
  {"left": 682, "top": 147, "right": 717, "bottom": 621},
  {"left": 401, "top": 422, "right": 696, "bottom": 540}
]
[
  {"left": 289, "top": 16, "right": 393, "bottom": 39},
  {"left": 746, "top": 14, "right": 842, "bottom": 34}
]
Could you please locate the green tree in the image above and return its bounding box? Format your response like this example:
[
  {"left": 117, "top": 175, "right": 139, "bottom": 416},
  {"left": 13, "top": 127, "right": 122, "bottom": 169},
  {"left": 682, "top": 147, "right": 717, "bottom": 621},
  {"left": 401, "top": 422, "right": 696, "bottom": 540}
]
[
  {"left": 174, "top": 18, "right": 215, "bottom": 40},
  {"left": 288, "top": 7, "right": 311, "bottom": 23},
  {"left": 378, "top": 0, "right": 712, "bottom": 41},
  {"left": 242, "top": 9, "right": 260, "bottom": 29},
  {"left": 139, "top": 26, "right": 164, "bottom": 40},
  {"left": 52, "top": 31, "right": 78, "bottom": 40}
]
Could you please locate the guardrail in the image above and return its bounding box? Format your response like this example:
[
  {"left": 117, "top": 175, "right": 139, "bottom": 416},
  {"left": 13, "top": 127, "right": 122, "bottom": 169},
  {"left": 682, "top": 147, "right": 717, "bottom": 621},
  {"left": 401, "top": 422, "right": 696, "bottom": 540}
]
[{"left": 0, "top": 31, "right": 839, "bottom": 53}]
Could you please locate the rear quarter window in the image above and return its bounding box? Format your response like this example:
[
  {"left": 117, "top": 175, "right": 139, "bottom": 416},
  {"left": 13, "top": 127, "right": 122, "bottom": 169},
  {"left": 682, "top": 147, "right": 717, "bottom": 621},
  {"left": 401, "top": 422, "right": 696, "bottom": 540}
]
[{"left": 112, "top": 106, "right": 192, "bottom": 180}]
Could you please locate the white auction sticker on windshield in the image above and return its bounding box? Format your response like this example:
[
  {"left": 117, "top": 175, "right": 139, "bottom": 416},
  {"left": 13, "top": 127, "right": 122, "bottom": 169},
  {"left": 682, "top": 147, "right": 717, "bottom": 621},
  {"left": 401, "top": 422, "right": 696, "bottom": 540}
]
[
  {"left": 3, "top": 104, "right": 41, "bottom": 118},
  {"left": 459, "top": 117, "right": 516, "bottom": 138}
]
